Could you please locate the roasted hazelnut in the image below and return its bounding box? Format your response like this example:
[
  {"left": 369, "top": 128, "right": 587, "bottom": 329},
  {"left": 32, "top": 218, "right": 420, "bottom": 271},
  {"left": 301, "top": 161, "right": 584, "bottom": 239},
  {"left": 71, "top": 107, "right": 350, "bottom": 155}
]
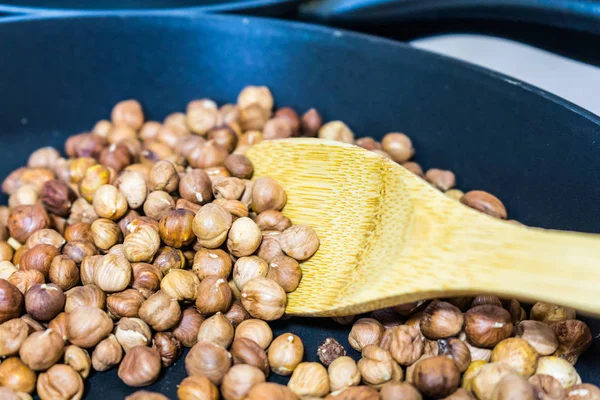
[
  {"left": 158, "top": 209, "right": 195, "bottom": 248},
  {"left": 67, "top": 306, "right": 113, "bottom": 348},
  {"left": 0, "top": 260, "right": 16, "bottom": 280},
  {"left": 460, "top": 191, "right": 507, "bottom": 219},
  {"left": 251, "top": 177, "right": 286, "bottom": 214},
  {"left": 566, "top": 384, "right": 600, "bottom": 399},
  {"left": 382, "top": 325, "right": 423, "bottom": 366},
  {"left": 132, "top": 262, "right": 163, "bottom": 298},
  {"left": 64, "top": 345, "right": 91, "bottom": 379},
  {"left": 19, "top": 244, "right": 59, "bottom": 277},
  {"left": 238, "top": 85, "right": 273, "bottom": 111},
  {"left": 224, "top": 154, "right": 253, "bottom": 179},
  {"left": 287, "top": 362, "right": 329, "bottom": 397},
  {"left": 472, "top": 362, "right": 518, "bottom": 400},
  {"left": 278, "top": 224, "right": 320, "bottom": 261},
  {"left": 235, "top": 319, "right": 273, "bottom": 350},
  {"left": 225, "top": 300, "right": 251, "bottom": 327},
  {"left": 114, "top": 317, "right": 152, "bottom": 352},
  {"left": 438, "top": 338, "right": 472, "bottom": 372},
  {"left": 20, "top": 329, "right": 64, "bottom": 371},
  {"left": 380, "top": 382, "right": 422, "bottom": 400},
  {"left": 62, "top": 240, "right": 98, "bottom": 264},
  {"left": 315, "top": 337, "right": 347, "bottom": 367},
  {"left": 20, "top": 314, "right": 45, "bottom": 332},
  {"left": 257, "top": 233, "right": 284, "bottom": 263},
  {"left": 153, "top": 246, "right": 185, "bottom": 274},
  {"left": 221, "top": 364, "right": 265, "bottom": 400},
  {"left": 358, "top": 344, "right": 403, "bottom": 389},
  {"left": 148, "top": 160, "right": 179, "bottom": 193},
  {"left": 126, "top": 391, "right": 169, "bottom": 400},
  {"left": 179, "top": 169, "right": 213, "bottom": 206},
  {"left": 67, "top": 198, "right": 98, "bottom": 225},
  {"left": 79, "top": 164, "right": 111, "bottom": 202},
  {"left": 92, "top": 334, "right": 123, "bottom": 371},
  {"left": 472, "top": 296, "right": 503, "bottom": 308},
  {"left": 411, "top": 355, "right": 460, "bottom": 398},
  {"left": 0, "top": 279, "right": 23, "bottom": 323},
  {"left": 94, "top": 254, "right": 132, "bottom": 292},
  {"left": 421, "top": 301, "right": 464, "bottom": 339},
  {"left": 327, "top": 355, "right": 360, "bottom": 392},
  {"left": 47, "top": 256, "right": 79, "bottom": 291},
  {"left": 24, "top": 283, "right": 65, "bottom": 321},
  {"left": 188, "top": 140, "right": 229, "bottom": 169},
  {"left": 197, "top": 312, "right": 234, "bottom": 348},
  {"left": 122, "top": 223, "right": 160, "bottom": 263},
  {"left": 8, "top": 204, "right": 51, "bottom": 243},
  {"left": 380, "top": 132, "right": 413, "bottom": 163},
  {"left": 115, "top": 171, "right": 147, "bottom": 209},
  {"left": 195, "top": 275, "right": 232, "bottom": 315},
  {"left": 186, "top": 100, "right": 218, "bottom": 135},
  {"left": 348, "top": 318, "right": 384, "bottom": 352},
  {"left": 152, "top": 332, "right": 182, "bottom": 367},
  {"left": 255, "top": 210, "right": 291, "bottom": 232},
  {"left": 118, "top": 345, "right": 162, "bottom": 387},
  {"left": 0, "top": 318, "right": 30, "bottom": 357},
  {"left": 90, "top": 218, "right": 121, "bottom": 251},
  {"left": 111, "top": 99, "right": 144, "bottom": 130},
  {"left": 28, "top": 146, "right": 60, "bottom": 170},
  {"left": 8, "top": 270, "right": 44, "bottom": 295},
  {"left": 233, "top": 256, "right": 268, "bottom": 290},
  {"left": 64, "top": 284, "right": 105, "bottom": 312},
  {"left": 176, "top": 198, "right": 202, "bottom": 214},
  {"left": 37, "top": 364, "right": 84, "bottom": 400},
  {"left": 39, "top": 180, "right": 77, "bottom": 217},
  {"left": 370, "top": 308, "right": 403, "bottom": 328},
  {"left": 425, "top": 168, "right": 456, "bottom": 191},
  {"left": 529, "top": 374, "right": 566, "bottom": 400},
  {"left": 231, "top": 337, "right": 269, "bottom": 375},
  {"left": 552, "top": 320, "right": 592, "bottom": 363},
  {"left": 465, "top": 305, "right": 513, "bottom": 348},
  {"left": 515, "top": 320, "right": 559, "bottom": 356},
  {"left": 268, "top": 333, "right": 304, "bottom": 376},
  {"left": 107, "top": 289, "right": 145, "bottom": 319},
  {"left": 185, "top": 340, "right": 232, "bottom": 385},
  {"left": 299, "top": 108, "right": 322, "bottom": 137},
  {"left": 536, "top": 356, "right": 582, "bottom": 388},
  {"left": 92, "top": 184, "right": 128, "bottom": 220},
  {"left": 491, "top": 373, "right": 536, "bottom": 400},
  {"left": 138, "top": 290, "right": 182, "bottom": 331},
  {"left": 8, "top": 185, "right": 39, "bottom": 209},
  {"left": 0, "top": 357, "right": 36, "bottom": 394},
  {"left": 241, "top": 277, "right": 286, "bottom": 321},
  {"left": 192, "top": 248, "right": 232, "bottom": 280},
  {"left": 64, "top": 222, "right": 93, "bottom": 243},
  {"left": 0, "top": 243, "right": 14, "bottom": 263},
  {"left": 177, "top": 376, "right": 219, "bottom": 400},
  {"left": 48, "top": 312, "right": 69, "bottom": 342},
  {"left": 172, "top": 307, "right": 205, "bottom": 348},
  {"left": 160, "top": 269, "right": 200, "bottom": 302}
]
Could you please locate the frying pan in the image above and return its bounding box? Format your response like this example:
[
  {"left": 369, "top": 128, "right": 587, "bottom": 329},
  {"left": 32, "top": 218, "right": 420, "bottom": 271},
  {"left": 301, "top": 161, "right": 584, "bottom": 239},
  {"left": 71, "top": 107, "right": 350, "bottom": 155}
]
[{"left": 0, "top": 11, "right": 599, "bottom": 397}]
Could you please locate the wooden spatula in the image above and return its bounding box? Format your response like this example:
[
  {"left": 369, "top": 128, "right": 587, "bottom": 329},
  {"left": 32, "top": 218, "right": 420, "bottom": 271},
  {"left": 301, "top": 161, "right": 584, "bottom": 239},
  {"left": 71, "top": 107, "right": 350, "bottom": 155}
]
[{"left": 245, "top": 138, "right": 600, "bottom": 317}]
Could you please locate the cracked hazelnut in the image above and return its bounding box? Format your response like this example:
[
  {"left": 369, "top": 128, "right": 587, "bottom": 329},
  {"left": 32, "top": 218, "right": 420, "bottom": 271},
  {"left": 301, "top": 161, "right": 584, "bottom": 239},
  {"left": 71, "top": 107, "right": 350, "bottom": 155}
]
[
  {"left": 515, "top": 320, "right": 559, "bottom": 356},
  {"left": 40, "top": 180, "right": 77, "bottom": 217},
  {"left": 118, "top": 345, "right": 162, "bottom": 387},
  {"left": 465, "top": 305, "right": 513, "bottom": 348},
  {"left": 233, "top": 256, "right": 268, "bottom": 290},
  {"left": 172, "top": 307, "right": 204, "bottom": 348},
  {"left": 460, "top": 191, "right": 507, "bottom": 219},
  {"left": 198, "top": 312, "right": 235, "bottom": 348},
  {"left": 235, "top": 319, "right": 273, "bottom": 350},
  {"left": 328, "top": 356, "right": 360, "bottom": 391},
  {"left": 138, "top": 290, "right": 182, "bottom": 331},
  {"left": 472, "top": 362, "right": 518, "bottom": 400},
  {"left": 241, "top": 277, "right": 286, "bottom": 321},
  {"left": 439, "top": 338, "right": 471, "bottom": 372},
  {"left": 20, "top": 244, "right": 60, "bottom": 277},
  {"left": 288, "top": 362, "right": 329, "bottom": 397},
  {"left": 185, "top": 340, "right": 231, "bottom": 385},
  {"left": 107, "top": 289, "right": 145, "bottom": 319},
  {"left": 358, "top": 344, "right": 403, "bottom": 389},
  {"left": 67, "top": 306, "right": 113, "bottom": 348},
  {"left": 348, "top": 318, "right": 384, "bottom": 352},
  {"left": 551, "top": 320, "right": 592, "bottom": 363},
  {"left": 268, "top": 333, "right": 303, "bottom": 376},
  {"left": 48, "top": 255, "right": 79, "bottom": 291},
  {"left": 421, "top": 301, "right": 464, "bottom": 339},
  {"left": 25, "top": 283, "right": 65, "bottom": 321},
  {"left": 529, "top": 374, "right": 565, "bottom": 400},
  {"left": 193, "top": 203, "right": 232, "bottom": 248},
  {"left": 37, "top": 364, "right": 83, "bottom": 400},
  {"left": 221, "top": 364, "right": 266, "bottom": 400},
  {"left": 115, "top": 317, "right": 152, "bottom": 352},
  {"left": 65, "top": 284, "right": 105, "bottom": 312},
  {"left": 0, "top": 357, "right": 36, "bottom": 394},
  {"left": 92, "top": 334, "right": 123, "bottom": 371},
  {"left": 0, "top": 280, "right": 23, "bottom": 323},
  {"left": 20, "top": 329, "right": 64, "bottom": 371},
  {"left": 177, "top": 376, "right": 219, "bottom": 400},
  {"left": 152, "top": 332, "right": 182, "bottom": 367},
  {"left": 64, "top": 345, "right": 91, "bottom": 378},
  {"left": 251, "top": 177, "right": 286, "bottom": 214},
  {"left": 225, "top": 300, "right": 251, "bottom": 327},
  {"left": 192, "top": 248, "right": 232, "bottom": 280},
  {"left": 231, "top": 337, "right": 269, "bottom": 376}
]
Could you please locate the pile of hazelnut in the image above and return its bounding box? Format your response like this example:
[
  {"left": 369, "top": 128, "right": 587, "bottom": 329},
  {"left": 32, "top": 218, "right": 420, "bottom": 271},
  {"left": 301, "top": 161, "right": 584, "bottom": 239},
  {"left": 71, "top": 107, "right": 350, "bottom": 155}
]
[{"left": 0, "top": 85, "right": 596, "bottom": 400}]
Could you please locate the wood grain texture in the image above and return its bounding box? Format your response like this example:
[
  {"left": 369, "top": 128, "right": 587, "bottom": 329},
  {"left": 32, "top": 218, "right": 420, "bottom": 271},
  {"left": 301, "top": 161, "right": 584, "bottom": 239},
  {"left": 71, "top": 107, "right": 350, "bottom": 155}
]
[{"left": 247, "top": 139, "right": 600, "bottom": 317}]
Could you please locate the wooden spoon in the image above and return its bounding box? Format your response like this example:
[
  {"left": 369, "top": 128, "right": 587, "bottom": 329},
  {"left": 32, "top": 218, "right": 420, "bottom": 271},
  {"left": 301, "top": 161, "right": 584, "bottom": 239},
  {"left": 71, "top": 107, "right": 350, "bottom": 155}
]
[{"left": 246, "top": 138, "right": 600, "bottom": 317}]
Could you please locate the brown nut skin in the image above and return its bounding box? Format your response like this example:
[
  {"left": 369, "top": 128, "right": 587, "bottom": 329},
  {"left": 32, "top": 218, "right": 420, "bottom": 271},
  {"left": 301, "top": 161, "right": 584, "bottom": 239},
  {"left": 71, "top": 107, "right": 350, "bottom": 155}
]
[
  {"left": 187, "top": 139, "right": 228, "bottom": 169},
  {"left": 225, "top": 300, "right": 251, "bottom": 328},
  {"left": 438, "top": 338, "right": 472, "bottom": 372},
  {"left": 531, "top": 303, "right": 577, "bottom": 324},
  {"left": 490, "top": 337, "right": 538, "bottom": 377},
  {"left": 278, "top": 224, "right": 320, "bottom": 261},
  {"left": 177, "top": 375, "right": 219, "bottom": 400},
  {"left": 231, "top": 337, "right": 269, "bottom": 376},
  {"left": 380, "top": 382, "right": 422, "bottom": 400},
  {"left": 515, "top": 320, "right": 559, "bottom": 356},
  {"left": 24, "top": 283, "right": 65, "bottom": 321},
  {"left": 0, "top": 357, "right": 37, "bottom": 394},
  {"left": 94, "top": 254, "right": 132, "bottom": 293},
  {"left": 185, "top": 340, "right": 232, "bottom": 385},
  {"left": 268, "top": 333, "right": 304, "bottom": 376},
  {"left": 48, "top": 255, "right": 79, "bottom": 291},
  {"left": 460, "top": 191, "right": 507, "bottom": 219},
  {"left": 0, "top": 242, "right": 14, "bottom": 262},
  {"left": 114, "top": 317, "right": 152, "bottom": 352},
  {"left": 126, "top": 391, "right": 169, "bottom": 400},
  {"left": 107, "top": 289, "right": 145, "bottom": 319},
  {"left": 64, "top": 222, "right": 94, "bottom": 243},
  {"left": 179, "top": 169, "right": 213, "bottom": 205},
  {"left": 357, "top": 345, "right": 403, "bottom": 389},
  {"left": 152, "top": 332, "right": 182, "bottom": 367},
  {"left": 158, "top": 209, "right": 195, "bottom": 248},
  {"left": 233, "top": 255, "right": 269, "bottom": 291},
  {"left": 266, "top": 255, "right": 302, "bottom": 293},
  {"left": 9, "top": 203, "right": 51, "bottom": 243},
  {"left": 288, "top": 362, "right": 330, "bottom": 397},
  {"left": 472, "top": 362, "right": 517, "bottom": 400},
  {"left": 529, "top": 374, "right": 566, "bottom": 400},
  {"left": 172, "top": 307, "right": 204, "bottom": 348},
  {"left": 160, "top": 269, "right": 200, "bottom": 302},
  {"left": 551, "top": 320, "right": 592, "bottom": 363},
  {"left": 255, "top": 210, "right": 291, "bottom": 232},
  {"left": 19, "top": 244, "right": 60, "bottom": 278},
  {"left": 247, "top": 382, "right": 299, "bottom": 400},
  {"left": 413, "top": 355, "right": 460, "bottom": 398},
  {"left": 491, "top": 373, "right": 536, "bottom": 400},
  {"left": 62, "top": 240, "right": 98, "bottom": 264},
  {"left": 221, "top": 363, "right": 266, "bottom": 400},
  {"left": 138, "top": 290, "right": 182, "bottom": 331},
  {"left": 348, "top": 318, "right": 384, "bottom": 352},
  {"left": 66, "top": 306, "right": 113, "bottom": 348},
  {"left": 64, "top": 345, "right": 92, "bottom": 379},
  {"left": 48, "top": 312, "right": 69, "bottom": 343},
  {"left": 192, "top": 248, "right": 232, "bottom": 280},
  {"left": 235, "top": 319, "right": 273, "bottom": 350},
  {"left": 148, "top": 160, "right": 180, "bottom": 193},
  {"left": 111, "top": 99, "right": 144, "bottom": 130},
  {"left": 356, "top": 136, "right": 382, "bottom": 151},
  {"left": 197, "top": 312, "right": 234, "bottom": 348},
  {"left": 465, "top": 305, "right": 513, "bottom": 348},
  {"left": 26, "top": 228, "right": 65, "bottom": 250},
  {"left": 192, "top": 203, "right": 232, "bottom": 248},
  {"left": 118, "top": 345, "right": 162, "bottom": 387},
  {"left": 0, "top": 318, "right": 30, "bottom": 357},
  {"left": 251, "top": 177, "right": 287, "bottom": 214},
  {"left": 224, "top": 154, "right": 253, "bottom": 179},
  {"left": 153, "top": 246, "right": 186, "bottom": 275},
  {"left": 566, "top": 384, "right": 600, "bottom": 400},
  {"left": 383, "top": 325, "right": 424, "bottom": 366},
  {"left": 241, "top": 277, "right": 286, "bottom": 321},
  {"left": 90, "top": 218, "right": 122, "bottom": 250},
  {"left": 195, "top": 275, "right": 233, "bottom": 315},
  {"left": 40, "top": 180, "right": 77, "bottom": 217},
  {"left": 131, "top": 263, "right": 163, "bottom": 298},
  {"left": 93, "top": 184, "right": 128, "bottom": 221},
  {"left": 0, "top": 279, "right": 23, "bottom": 323},
  {"left": 382, "top": 132, "right": 414, "bottom": 163},
  {"left": 327, "top": 355, "right": 360, "bottom": 392},
  {"left": 19, "top": 329, "right": 64, "bottom": 371},
  {"left": 300, "top": 108, "right": 322, "bottom": 137},
  {"left": 92, "top": 334, "right": 123, "bottom": 371},
  {"left": 316, "top": 337, "right": 346, "bottom": 367},
  {"left": 37, "top": 364, "right": 84, "bottom": 400},
  {"left": 444, "top": 388, "right": 477, "bottom": 400},
  {"left": 64, "top": 284, "right": 106, "bottom": 312},
  {"left": 123, "top": 223, "right": 161, "bottom": 263},
  {"left": 425, "top": 168, "right": 456, "bottom": 191},
  {"left": 421, "top": 301, "right": 464, "bottom": 339}
]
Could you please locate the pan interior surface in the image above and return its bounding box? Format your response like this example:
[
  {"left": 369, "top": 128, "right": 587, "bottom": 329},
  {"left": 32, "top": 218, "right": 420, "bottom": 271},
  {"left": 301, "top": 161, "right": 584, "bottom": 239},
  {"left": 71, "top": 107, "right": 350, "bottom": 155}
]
[{"left": 0, "top": 13, "right": 598, "bottom": 396}]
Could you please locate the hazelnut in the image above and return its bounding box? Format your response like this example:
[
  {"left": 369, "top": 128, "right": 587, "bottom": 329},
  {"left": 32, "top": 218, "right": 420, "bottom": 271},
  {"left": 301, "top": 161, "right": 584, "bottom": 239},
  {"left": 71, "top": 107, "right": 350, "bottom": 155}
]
[
  {"left": 93, "top": 184, "right": 128, "bottom": 220},
  {"left": 425, "top": 168, "right": 456, "bottom": 191},
  {"left": 238, "top": 86, "right": 273, "bottom": 111},
  {"left": 67, "top": 306, "right": 113, "bottom": 348},
  {"left": 515, "top": 320, "right": 559, "bottom": 356},
  {"left": 491, "top": 373, "right": 536, "bottom": 400},
  {"left": 62, "top": 240, "right": 98, "bottom": 264},
  {"left": 255, "top": 210, "right": 291, "bottom": 232},
  {"left": 195, "top": 275, "right": 233, "bottom": 314},
  {"left": 288, "top": 362, "right": 329, "bottom": 397},
  {"left": 100, "top": 142, "right": 134, "bottom": 172},
  {"left": 472, "top": 296, "right": 503, "bottom": 308},
  {"left": 472, "top": 362, "right": 518, "bottom": 400},
  {"left": 94, "top": 254, "right": 132, "bottom": 292},
  {"left": 213, "top": 177, "right": 245, "bottom": 201},
  {"left": 20, "top": 244, "right": 60, "bottom": 277},
  {"left": 36, "top": 364, "right": 84, "bottom": 400},
  {"left": 24, "top": 283, "right": 65, "bottom": 321},
  {"left": 176, "top": 198, "right": 202, "bottom": 214},
  {"left": 0, "top": 244, "right": 14, "bottom": 263},
  {"left": 278, "top": 224, "right": 320, "bottom": 261},
  {"left": 80, "top": 161, "right": 112, "bottom": 200},
  {"left": 221, "top": 364, "right": 266, "bottom": 400},
  {"left": 300, "top": 108, "right": 322, "bottom": 137},
  {"left": 357, "top": 344, "right": 403, "bottom": 389},
  {"left": 438, "top": 338, "right": 472, "bottom": 372},
  {"left": 48, "top": 312, "right": 69, "bottom": 342},
  {"left": 233, "top": 256, "right": 269, "bottom": 290},
  {"left": 446, "top": 189, "right": 465, "bottom": 201},
  {"left": 111, "top": 99, "right": 144, "bottom": 130},
  {"left": 268, "top": 333, "right": 304, "bottom": 376},
  {"left": 490, "top": 338, "right": 538, "bottom": 377},
  {"left": 90, "top": 218, "right": 121, "bottom": 250},
  {"left": 0, "top": 280, "right": 23, "bottom": 323},
  {"left": 143, "top": 190, "right": 175, "bottom": 221},
  {"left": 1, "top": 168, "right": 25, "bottom": 195},
  {"left": 123, "top": 223, "right": 160, "bottom": 262},
  {"left": 93, "top": 119, "right": 113, "bottom": 138},
  {"left": 177, "top": 376, "right": 219, "bottom": 400},
  {"left": 132, "top": 262, "right": 163, "bottom": 298},
  {"left": 257, "top": 234, "right": 284, "bottom": 263},
  {"left": 9, "top": 183, "right": 37, "bottom": 208},
  {"left": 348, "top": 318, "right": 384, "bottom": 352},
  {"left": 48, "top": 255, "right": 79, "bottom": 291},
  {"left": 380, "top": 382, "right": 422, "bottom": 400},
  {"left": 185, "top": 340, "right": 231, "bottom": 385},
  {"left": 0, "top": 357, "right": 36, "bottom": 393},
  {"left": 370, "top": 308, "right": 403, "bottom": 328},
  {"left": 152, "top": 332, "right": 182, "bottom": 367},
  {"left": 118, "top": 345, "right": 162, "bottom": 387},
  {"left": 20, "top": 314, "right": 45, "bottom": 332},
  {"left": 445, "top": 388, "right": 476, "bottom": 399},
  {"left": 235, "top": 319, "right": 273, "bottom": 350},
  {"left": 0, "top": 260, "right": 16, "bottom": 279},
  {"left": 107, "top": 288, "right": 145, "bottom": 319},
  {"left": 192, "top": 248, "right": 232, "bottom": 280},
  {"left": 248, "top": 383, "right": 299, "bottom": 400},
  {"left": 409, "top": 355, "right": 459, "bottom": 398},
  {"left": 265, "top": 255, "right": 302, "bottom": 293},
  {"left": 158, "top": 209, "right": 195, "bottom": 248},
  {"left": 126, "top": 391, "right": 169, "bottom": 400},
  {"left": 188, "top": 140, "right": 229, "bottom": 169},
  {"left": 64, "top": 284, "right": 105, "bottom": 312},
  {"left": 551, "top": 320, "right": 591, "bottom": 364},
  {"left": 465, "top": 305, "right": 513, "bottom": 348},
  {"left": 197, "top": 312, "right": 235, "bottom": 348},
  {"left": 381, "top": 132, "right": 414, "bottom": 163},
  {"left": 19, "top": 329, "right": 64, "bottom": 371},
  {"left": 231, "top": 337, "right": 269, "bottom": 375},
  {"left": 39, "top": 180, "right": 77, "bottom": 217},
  {"left": 506, "top": 298, "right": 527, "bottom": 325},
  {"left": 317, "top": 120, "right": 353, "bottom": 143},
  {"left": 64, "top": 223, "right": 94, "bottom": 243},
  {"left": 153, "top": 246, "right": 186, "bottom": 274},
  {"left": 0, "top": 318, "right": 30, "bottom": 357},
  {"left": 7, "top": 270, "right": 44, "bottom": 296},
  {"left": 179, "top": 169, "right": 213, "bottom": 205},
  {"left": 64, "top": 345, "right": 91, "bottom": 378},
  {"left": 115, "top": 171, "right": 148, "bottom": 209},
  {"left": 148, "top": 161, "right": 180, "bottom": 192},
  {"left": 536, "top": 356, "right": 582, "bottom": 388},
  {"left": 529, "top": 374, "right": 566, "bottom": 400},
  {"left": 92, "top": 334, "right": 123, "bottom": 371},
  {"left": 115, "top": 317, "right": 152, "bottom": 352},
  {"left": 160, "top": 269, "right": 200, "bottom": 302},
  {"left": 225, "top": 300, "right": 251, "bottom": 327},
  {"left": 421, "top": 301, "right": 464, "bottom": 339},
  {"left": 460, "top": 191, "right": 507, "bottom": 219},
  {"left": 355, "top": 136, "right": 381, "bottom": 151},
  {"left": 172, "top": 307, "right": 205, "bottom": 347},
  {"left": 424, "top": 338, "right": 440, "bottom": 356},
  {"left": 384, "top": 325, "right": 423, "bottom": 365},
  {"left": 186, "top": 100, "right": 218, "bottom": 135},
  {"left": 28, "top": 147, "right": 61, "bottom": 169},
  {"left": 251, "top": 177, "right": 286, "bottom": 214},
  {"left": 224, "top": 154, "right": 253, "bottom": 179},
  {"left": 67, "top": 198, "right": 98, "bottom": 225},
  {"left": 192, "top": 203, "right": 232, "bottom": 248},
  {"left": 207, "top": 125, "right": 238, "bottom": 152},
  {"left": 566, "top": 384, "right": 600, "bottom": 399},
  {"left": 138, "top": 290, "right": 182, "bottom": 331},
  {"left": 240, "top": 179, "right": 254, "bottom": 207},
  {"left": 8, "top": 204, "right": 51, "bottom": 243},
  {"left": 263, "top": 117, "right": 293, "bottom": 140},
  {"left": 328, "top": 356, "right": 360, "bottom": 391},
  {"left": 241, "top": 277, "right": 286, "bottom": 321}
]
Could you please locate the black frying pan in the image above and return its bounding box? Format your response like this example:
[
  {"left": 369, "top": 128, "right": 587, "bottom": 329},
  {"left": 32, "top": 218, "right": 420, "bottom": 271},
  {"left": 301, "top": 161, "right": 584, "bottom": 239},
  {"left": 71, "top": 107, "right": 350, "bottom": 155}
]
[{"left": 0, "top": 11, "right": 599, "bottom": 398}]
